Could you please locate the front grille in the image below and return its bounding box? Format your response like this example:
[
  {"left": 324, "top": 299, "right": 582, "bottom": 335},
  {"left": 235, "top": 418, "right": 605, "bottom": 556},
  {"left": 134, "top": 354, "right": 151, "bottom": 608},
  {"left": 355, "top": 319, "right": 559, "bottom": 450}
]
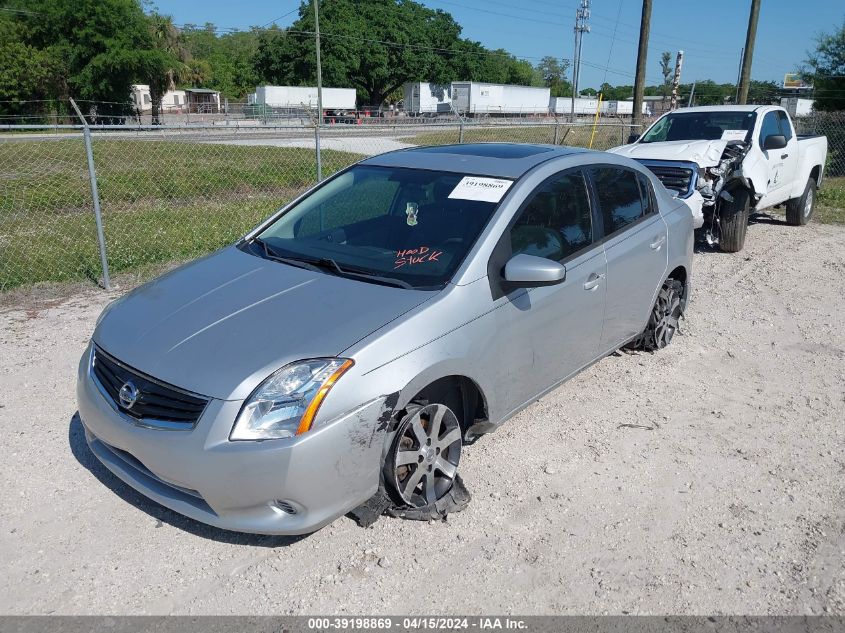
[
  {"left": 92, "top": 346, "right": 209, "bottom": 429},
  {"left": 645, "top": 165, "right": 695, "bottom": 197}
]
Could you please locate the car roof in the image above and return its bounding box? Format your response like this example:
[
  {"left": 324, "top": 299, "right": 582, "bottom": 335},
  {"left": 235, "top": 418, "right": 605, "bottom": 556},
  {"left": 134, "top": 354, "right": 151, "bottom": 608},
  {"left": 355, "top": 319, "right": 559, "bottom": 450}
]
[
  {"left": 664, "top": 105, "right": 766, "bottom": 114},
  {"left": 360, "top": 143, "right": 590, "bottom": 179}
]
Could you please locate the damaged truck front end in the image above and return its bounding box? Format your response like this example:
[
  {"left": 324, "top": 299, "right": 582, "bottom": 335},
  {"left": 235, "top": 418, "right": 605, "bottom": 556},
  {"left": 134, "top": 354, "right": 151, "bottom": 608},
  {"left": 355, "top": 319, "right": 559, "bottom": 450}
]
[{"left": 639, "top": 139, "right": 753, "bottom": 246}]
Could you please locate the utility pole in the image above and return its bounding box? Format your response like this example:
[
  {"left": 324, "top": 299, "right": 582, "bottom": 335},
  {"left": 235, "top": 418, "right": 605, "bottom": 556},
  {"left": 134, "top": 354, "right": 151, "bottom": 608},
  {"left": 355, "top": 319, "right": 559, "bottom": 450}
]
[
  {"left": 737, "top": 0, "right": 761, "bottom": 104},
  {"left": 669, "top": 50, "right": 684, "bottom": 110},
  {"left": 570, "top": 0, "right": 590, "bottom": 122},
  {"left": 734, "top": 47, "right": 744, "bottom": 103},
  {"left": 687, "top": 81, "right": 696, "bottom": 107},
  {"left": 314, "top": 0, "right": 324, "bottom": 180},
  {"left": 632, "top": 0, "right": 652, "bottom": 130}
]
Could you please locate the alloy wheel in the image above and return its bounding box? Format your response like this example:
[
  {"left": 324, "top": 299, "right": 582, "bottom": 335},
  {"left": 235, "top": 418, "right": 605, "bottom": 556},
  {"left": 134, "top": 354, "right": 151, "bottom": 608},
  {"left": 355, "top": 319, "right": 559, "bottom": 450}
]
[
  {"left": 391, "top": 403, "right": 462, "bottom": 507},
  {"left": 653, "top": 284, "right": 683, "bottom": 349}
]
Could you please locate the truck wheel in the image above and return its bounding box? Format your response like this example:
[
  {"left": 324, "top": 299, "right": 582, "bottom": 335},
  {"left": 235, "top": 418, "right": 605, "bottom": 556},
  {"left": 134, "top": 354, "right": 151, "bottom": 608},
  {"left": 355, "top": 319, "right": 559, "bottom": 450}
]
[
  {"left": 629, "top": 278, "right": 684, "bottom": 352},
  {"left": 719, "top": 188, "right": 751, "bottom": 253},
  {"left": 785, "top": 178, "right": 816, "bottom": 226}
]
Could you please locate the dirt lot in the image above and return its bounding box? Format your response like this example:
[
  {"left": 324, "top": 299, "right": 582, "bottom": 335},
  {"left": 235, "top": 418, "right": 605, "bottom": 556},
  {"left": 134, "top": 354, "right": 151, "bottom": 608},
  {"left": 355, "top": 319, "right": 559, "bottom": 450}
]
[{"left": 1, "top": 216, "right": 843, "bottom": 616}]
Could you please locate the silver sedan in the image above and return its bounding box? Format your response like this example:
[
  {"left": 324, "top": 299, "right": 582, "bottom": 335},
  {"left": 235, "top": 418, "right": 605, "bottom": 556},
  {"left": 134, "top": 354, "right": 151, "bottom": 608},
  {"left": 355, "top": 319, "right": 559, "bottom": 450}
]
[{"left": 77, "top": 143, "right": 693, "bottom": 534}]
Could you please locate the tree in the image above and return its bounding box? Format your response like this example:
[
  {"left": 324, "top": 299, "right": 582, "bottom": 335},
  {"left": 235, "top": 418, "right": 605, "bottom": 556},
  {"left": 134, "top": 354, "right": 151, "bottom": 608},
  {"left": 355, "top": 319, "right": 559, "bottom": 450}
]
[
  {"left": 804, "top": 21, "right": 845, "bottom": 111},
  {"left": 255, "top": 0, "right": 466, "bottom": 107},
  {"left": 146, "top": 13, "right": 190, "bottom": 123},
  {"left": 182, "top": 24, "right": 260, "bottom": 99},
  {"left": 0, "top": 15, "right": 62, "bottom": 117},
  {"left": 7, "top": 0, "right": 157, "bottom": 118},
  {"left": 253, "top": 0, "right": 535, "bottom": 107},
  {"left": 536, "top": 56, "right": 572, "bottom": 97}
]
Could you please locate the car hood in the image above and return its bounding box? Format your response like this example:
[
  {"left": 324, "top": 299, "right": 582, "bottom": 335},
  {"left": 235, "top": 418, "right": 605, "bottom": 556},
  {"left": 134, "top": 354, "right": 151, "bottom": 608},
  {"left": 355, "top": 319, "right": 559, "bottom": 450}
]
[
  {"left": 609, "top": 139, "right": 728, "bottom": 167},
  {"left": 94, "top": 246, "right": 435, "bottom": 400}
]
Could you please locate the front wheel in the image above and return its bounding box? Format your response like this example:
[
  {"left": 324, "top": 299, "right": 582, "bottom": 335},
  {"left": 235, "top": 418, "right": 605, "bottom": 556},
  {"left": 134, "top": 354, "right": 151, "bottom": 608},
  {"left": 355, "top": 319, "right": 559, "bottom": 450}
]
[
  {"left": 387, "top": 402, "right": 463, "bottom": 509},
  {"left": 719, "top": 188, "right": 751, "bottom": 253},
  {"left": 786, "top": 178, "right": 816, "bottom": 226}
]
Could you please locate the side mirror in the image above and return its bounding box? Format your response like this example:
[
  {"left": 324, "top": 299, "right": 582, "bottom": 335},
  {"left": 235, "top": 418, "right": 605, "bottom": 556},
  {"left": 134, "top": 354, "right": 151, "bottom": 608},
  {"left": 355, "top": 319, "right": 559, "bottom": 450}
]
[
  {"left": 627, "top": 133, "right": 640, "bottom": 144},
  {"left": 763, "top": 134, "right": 787, "bottom": 150},
  {"left": 504, "top": 254, "right": 566, "bottom": 287}
]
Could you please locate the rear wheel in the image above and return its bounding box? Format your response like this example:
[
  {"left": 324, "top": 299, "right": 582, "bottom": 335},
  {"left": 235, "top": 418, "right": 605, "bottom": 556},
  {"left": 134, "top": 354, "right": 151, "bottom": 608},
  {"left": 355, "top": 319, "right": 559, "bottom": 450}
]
[
  {"left": 630, "top": 278, "right": 684, "bottom": 352},
  {"left": 719, "top": 188, "right": 751, "bottom": 253},
  {"left": 786, "top": 178, "right": 816, "bottom": 226}
]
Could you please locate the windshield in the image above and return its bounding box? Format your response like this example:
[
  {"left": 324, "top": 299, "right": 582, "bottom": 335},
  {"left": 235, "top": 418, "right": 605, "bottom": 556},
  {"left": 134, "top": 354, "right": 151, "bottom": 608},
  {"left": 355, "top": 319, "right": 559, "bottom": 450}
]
[
  {"left": 640, "top": 111, "right": 757, "bottom": 143},
  {"left": 250, "top": 165, "right": 510, "bottom": 289}
]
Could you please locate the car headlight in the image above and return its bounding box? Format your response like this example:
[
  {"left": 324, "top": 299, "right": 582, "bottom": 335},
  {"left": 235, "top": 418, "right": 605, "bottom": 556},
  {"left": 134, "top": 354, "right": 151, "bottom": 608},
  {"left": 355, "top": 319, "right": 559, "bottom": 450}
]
[{"left": 230, "top": 358, "right": 354, "bottom": 441}]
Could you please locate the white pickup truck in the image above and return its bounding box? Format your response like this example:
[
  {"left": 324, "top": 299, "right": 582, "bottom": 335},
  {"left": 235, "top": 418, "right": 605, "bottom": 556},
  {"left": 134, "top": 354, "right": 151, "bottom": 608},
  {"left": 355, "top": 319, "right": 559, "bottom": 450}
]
[{"left": 609, "top": 105, "right": 828, "bottom": 252}]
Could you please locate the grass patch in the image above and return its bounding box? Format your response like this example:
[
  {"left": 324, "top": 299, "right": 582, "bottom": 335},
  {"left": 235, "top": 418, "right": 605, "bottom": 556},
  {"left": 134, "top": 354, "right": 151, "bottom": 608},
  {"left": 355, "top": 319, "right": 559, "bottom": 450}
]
[
  {"left": 402, "top": 124, "right": 630, "bottom": 151},
  {"left": 817, "top": 176, "right": 845, "bottom": 224},
  {"left": 0, "top": 139, "right": 362, "bottom": 289}
]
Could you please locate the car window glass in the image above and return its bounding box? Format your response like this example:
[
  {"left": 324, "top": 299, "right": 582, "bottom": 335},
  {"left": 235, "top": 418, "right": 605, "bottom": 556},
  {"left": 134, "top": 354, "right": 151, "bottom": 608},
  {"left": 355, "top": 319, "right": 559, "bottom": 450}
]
[
  {"left": 590, "top": 167, "right": 645, "bottom": 234},
  {"left": 759, "top": 112, "right": 781, "bottom": 146},
  {"left": 776, "top": 111, "right": 793, "bottom": 142},
  {"left": 637, "top": 173, "right": 656, "bottom": 216},
  {"left": 510, "top": 171, "right": 593, "bottom": 262}
]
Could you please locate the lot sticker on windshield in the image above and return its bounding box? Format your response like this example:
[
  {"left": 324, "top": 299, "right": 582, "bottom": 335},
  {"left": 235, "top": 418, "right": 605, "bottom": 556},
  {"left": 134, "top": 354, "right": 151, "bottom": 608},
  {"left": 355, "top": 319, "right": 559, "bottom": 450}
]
[
  {"left": 448, "top": 176, "right": 513, "bottom": 203},
  {"left": 395, "top": 246, "right": 443, "bottom": 269},
  {"left": 721, "top": 130, "right": 747, "bottom": 141}
]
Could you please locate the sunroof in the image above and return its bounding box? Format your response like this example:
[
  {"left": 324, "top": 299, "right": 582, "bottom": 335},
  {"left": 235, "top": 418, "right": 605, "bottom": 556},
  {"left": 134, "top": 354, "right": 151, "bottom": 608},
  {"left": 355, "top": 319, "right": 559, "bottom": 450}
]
[{"left": 412, "top": 143, "right": 555, "bottom": 159}]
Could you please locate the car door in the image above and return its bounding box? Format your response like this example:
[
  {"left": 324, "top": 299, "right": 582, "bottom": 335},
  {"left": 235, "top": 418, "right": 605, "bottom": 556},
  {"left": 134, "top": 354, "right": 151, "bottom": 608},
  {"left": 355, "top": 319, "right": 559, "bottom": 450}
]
[
  {"left": 589, "top": 166, "right": 668, "bottom": 352},
  {"left": 757, "top": 110, "right": 799, "bottom": 207},
  {"left": 488, "top": 168, "right": 607, "bottom": 411}
]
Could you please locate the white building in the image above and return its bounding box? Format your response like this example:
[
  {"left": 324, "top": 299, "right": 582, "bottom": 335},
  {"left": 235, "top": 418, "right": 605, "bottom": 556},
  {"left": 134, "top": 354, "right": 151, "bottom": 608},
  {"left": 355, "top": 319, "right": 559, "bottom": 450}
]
[{"left": 131, "top": 85, "right": 221, "bottom": 113}]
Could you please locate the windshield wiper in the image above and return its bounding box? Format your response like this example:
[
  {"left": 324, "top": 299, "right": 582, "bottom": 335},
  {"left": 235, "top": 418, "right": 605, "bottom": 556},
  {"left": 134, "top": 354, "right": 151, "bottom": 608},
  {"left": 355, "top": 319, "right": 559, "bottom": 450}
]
[
  {"left": 312, "top": 257, "right": 414, "bottom": 290},
  {"left": 251, "top": 239, "right": 413, "bottom": 289},
  {"left": 252, "top": 237, "right": 321, "bottom": 272}
]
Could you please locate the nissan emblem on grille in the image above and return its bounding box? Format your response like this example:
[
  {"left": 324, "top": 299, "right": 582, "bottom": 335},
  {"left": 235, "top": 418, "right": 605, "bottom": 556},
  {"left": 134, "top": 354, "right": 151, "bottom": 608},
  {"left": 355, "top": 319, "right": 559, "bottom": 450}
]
[{"left": 118, "top": 381, "right": 139, "bottom": 409}]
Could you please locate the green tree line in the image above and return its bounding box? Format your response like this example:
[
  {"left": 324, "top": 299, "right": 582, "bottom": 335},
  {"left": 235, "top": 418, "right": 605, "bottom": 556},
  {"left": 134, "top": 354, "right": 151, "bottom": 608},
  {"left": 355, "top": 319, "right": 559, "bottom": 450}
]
[{"left": 2, "top": 0, "right": 842, "bottom": 118}]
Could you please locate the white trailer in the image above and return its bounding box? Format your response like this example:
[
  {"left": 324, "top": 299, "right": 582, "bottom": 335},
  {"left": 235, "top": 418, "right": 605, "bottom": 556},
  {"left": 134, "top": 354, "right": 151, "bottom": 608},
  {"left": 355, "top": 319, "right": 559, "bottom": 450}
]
[
  {"left": 254, "top": 86, "right": 357, "bottom": 111},
  {"left": 549, "top": 97, "right": 600, "bottom": 115},
  {"left": 451, "top": 82, "right": 550, "bottom": 115},
  {"left": 780, "top": 97, "right": 814, "bottom": 118},
  {"left": 602, "top": 100, "right": 648, "bottom": 116},
  {"left": 403, "top": 82, "right": 451, "bottom": 114}
]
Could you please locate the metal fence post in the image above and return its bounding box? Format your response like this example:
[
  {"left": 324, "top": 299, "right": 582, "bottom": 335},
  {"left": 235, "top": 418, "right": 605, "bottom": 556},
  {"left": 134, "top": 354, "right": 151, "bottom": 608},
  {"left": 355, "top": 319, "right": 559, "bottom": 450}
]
[
  {"left": 69, "top": 98, "right": 111, "bottom": 290},
  {"left": 315, "top": 121, "right": 323, "bottom": 182},
  {"left": 459, "top": 122, "right": 464, "bottom": 143},
  {"left": 554, "top": 123, "right": 561, "bottom": 145}
]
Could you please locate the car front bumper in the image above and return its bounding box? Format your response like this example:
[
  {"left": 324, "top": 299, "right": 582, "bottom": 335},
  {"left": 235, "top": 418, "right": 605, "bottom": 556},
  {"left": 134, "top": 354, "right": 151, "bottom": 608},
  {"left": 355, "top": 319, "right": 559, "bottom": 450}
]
[{"left": 76, "top": 344, "right": 386, "bottom": 535}]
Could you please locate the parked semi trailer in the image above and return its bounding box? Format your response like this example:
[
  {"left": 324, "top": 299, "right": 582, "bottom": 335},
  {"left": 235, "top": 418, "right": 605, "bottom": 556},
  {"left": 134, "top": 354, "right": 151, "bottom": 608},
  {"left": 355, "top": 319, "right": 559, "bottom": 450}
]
[
  {"left": 451, "top": 82, "right": 550, "bottom": 115},
  {"left": 403, "top": 82, "right": 452, "bottom": 115},
  {"left": 549, "top": 97, "right": 601, "bottom": 116},
  {"left": 252, "top": 86, "right": 357, "bottom": 111}
]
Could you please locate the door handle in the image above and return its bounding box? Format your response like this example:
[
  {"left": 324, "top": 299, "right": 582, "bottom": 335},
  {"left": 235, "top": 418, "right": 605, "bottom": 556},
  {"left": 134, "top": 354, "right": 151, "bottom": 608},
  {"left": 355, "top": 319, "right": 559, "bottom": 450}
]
[
  {"left": 781, "top": 153, "right": 789, "bottom": 159},
  {"left": 650, "top": 235, "right": 666, "bottom": 250},
  {"left": 583, "top": 272, "right": 605, "bottom": 291}
]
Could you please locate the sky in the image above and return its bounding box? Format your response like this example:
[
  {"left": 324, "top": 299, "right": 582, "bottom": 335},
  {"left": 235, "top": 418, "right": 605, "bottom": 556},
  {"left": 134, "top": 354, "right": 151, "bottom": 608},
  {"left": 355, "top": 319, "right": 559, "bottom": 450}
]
[{"left": 153, "top": 0, "right": 844, "bottom": 90}]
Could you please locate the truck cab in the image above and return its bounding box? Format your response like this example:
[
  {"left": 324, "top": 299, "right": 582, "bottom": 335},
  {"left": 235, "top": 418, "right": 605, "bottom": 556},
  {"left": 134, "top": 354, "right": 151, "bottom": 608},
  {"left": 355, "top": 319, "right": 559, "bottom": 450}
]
[{"left": 610, "top": 105, "right": 828, "bottom": 252}]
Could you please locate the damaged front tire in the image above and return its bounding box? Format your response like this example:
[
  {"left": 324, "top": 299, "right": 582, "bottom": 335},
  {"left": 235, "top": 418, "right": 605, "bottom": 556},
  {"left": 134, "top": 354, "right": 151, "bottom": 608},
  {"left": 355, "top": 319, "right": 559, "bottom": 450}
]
[
  {"left": 386, "top": 402, "right": 466, "bottom": 514},
  {"left": 347, "top": 400, "right": 471, "bottom": 528},
  {"left": 719, "top": 188, "right": 751, "bottom": 253}
]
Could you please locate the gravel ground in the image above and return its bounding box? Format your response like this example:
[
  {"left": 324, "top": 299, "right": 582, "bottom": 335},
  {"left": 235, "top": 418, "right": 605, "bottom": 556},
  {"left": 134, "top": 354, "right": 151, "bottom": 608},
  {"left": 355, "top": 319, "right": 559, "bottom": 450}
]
[{"left": 0, "top": 216, "right": 843, "bottom": 615}]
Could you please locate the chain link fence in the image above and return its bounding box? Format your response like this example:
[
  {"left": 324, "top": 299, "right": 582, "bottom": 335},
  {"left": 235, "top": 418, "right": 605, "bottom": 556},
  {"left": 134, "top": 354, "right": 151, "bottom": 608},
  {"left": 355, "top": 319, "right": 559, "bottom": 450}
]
[{"left": 3, "top": 110, "right": 843, "bottom": 293}]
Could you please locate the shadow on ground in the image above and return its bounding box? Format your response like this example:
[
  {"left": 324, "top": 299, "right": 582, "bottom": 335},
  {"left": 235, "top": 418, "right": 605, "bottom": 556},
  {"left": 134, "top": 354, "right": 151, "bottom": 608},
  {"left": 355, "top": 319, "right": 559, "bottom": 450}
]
[{"left": 68, "top": 412, "right": 308, "bottom": 547}]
